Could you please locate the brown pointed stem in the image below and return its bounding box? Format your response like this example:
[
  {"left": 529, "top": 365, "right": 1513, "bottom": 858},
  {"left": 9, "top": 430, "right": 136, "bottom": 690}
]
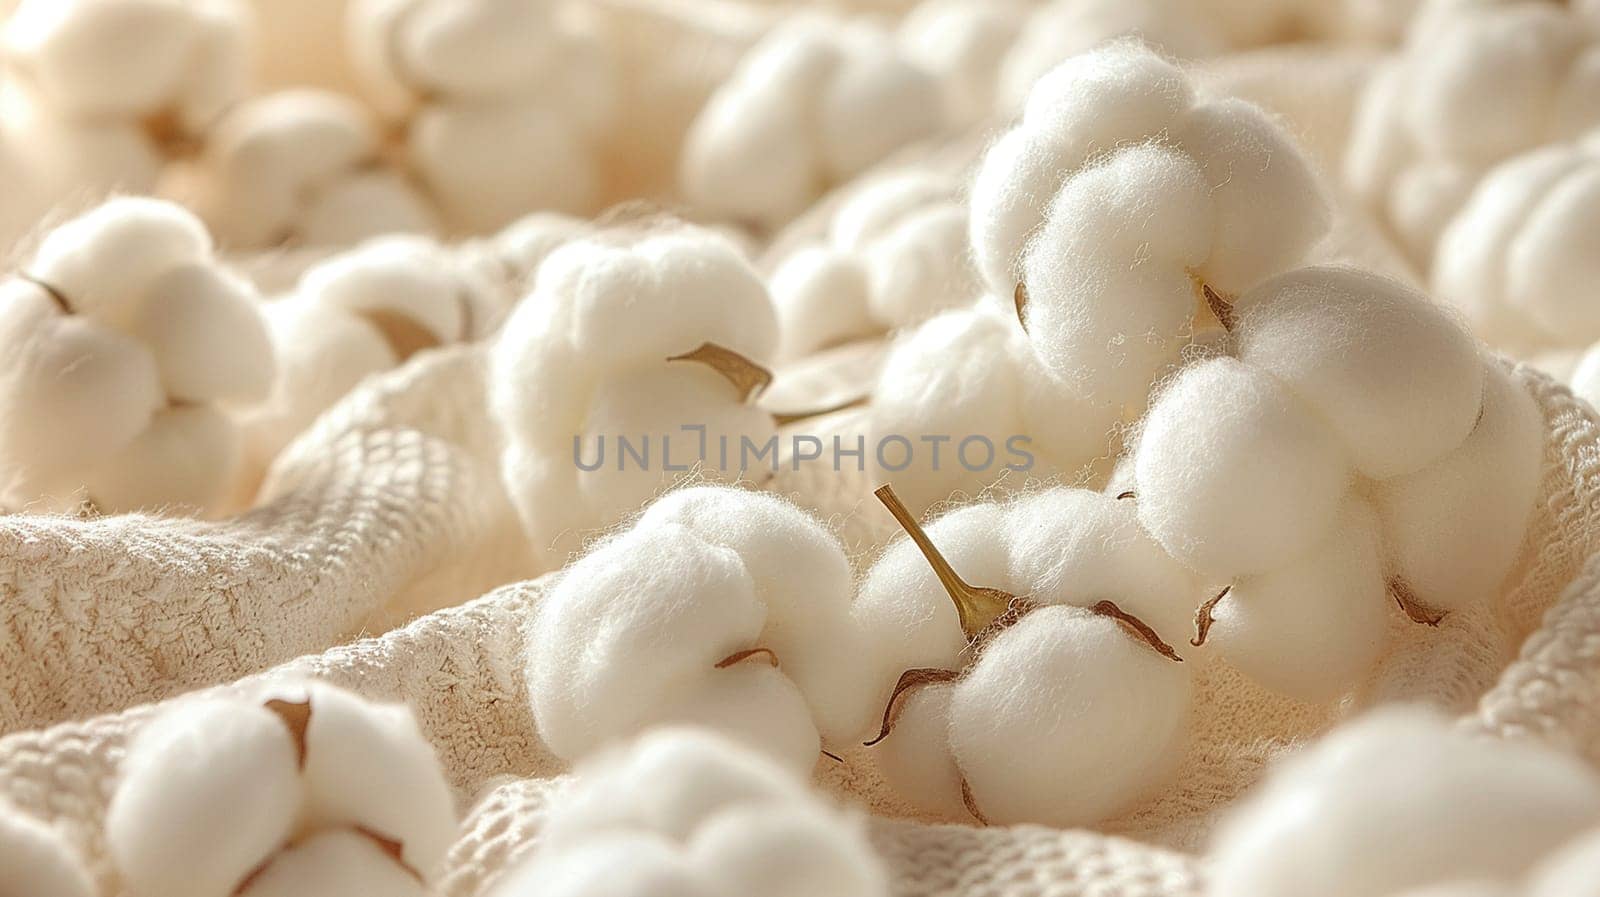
[
  {"left": 716, "top": 647, "right": 779, "bottom": 669},
  {"left": 264, "top": 698, "right": 312, "bottom": 768},
  {"left": 1115, "top": 490, "right": 1136, "bottom": 501},
  {"left": 668, "top": 342, "right": 773, "bottom": 403},
  {"left": 863, "top": 667, "right": 963, "bottom": 747},
  {"left": 874, "top": 485, "right": 1018, "bottom": 640},
  {"left": 1389, "top": 578, "right": 1445, "bottom": 626},
  {"left": 1202, "top": 283, "right": 1235, "bottom": 332},
  {"left": 1090, "top": 600, "right": 1184, "bottom": 662},
  {"left": 1013, "top": 282, "right": 1029, "bottom": 331},
  {"left": 1190, "top": 586, "right": 1231, "bottom": 647}
]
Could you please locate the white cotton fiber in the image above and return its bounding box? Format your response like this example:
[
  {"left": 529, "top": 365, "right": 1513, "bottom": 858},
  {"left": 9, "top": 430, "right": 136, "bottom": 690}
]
[
  {"left": 1135, "top": 357, "right": 1353, "bottom": 578},
  {"left": 296, "top": 683, "right": 456, "bottom": 875},
  {"left": 681, "top": 20, "right": 943, "bottom": 229},
  {"left": 0, "top": 279, "right": 163, "bottom": 481},
  {"left": 646, "top": 661, "right": 823, "bottom": 777},
  {"left": 870, "top": 682, "right": 968, "bottom": 820},
  {"left": 240, "top": 830, "right": 428, "bottom": 897},
  {"left": 298, "top": 237, "right": 469, "bottom": 353},
  {"left": 494, "top": 728, "right": 885, "bottom": 897},
  {"left": 107, "top": 700, "right": 302, "bottom": 897},
  {"left": 1206, "top": 499, "right": 1391, "bottom": 703},
  {"left": 84, "top": 404, "right": 240, "bottom": 513},
  {"left": 1209, "top": 708, "right": 1600, "bottom": 897},
  {"left": 771, "top": 247, "right": 876, "bottom": 360},
  {"left": 1235, "top": 266, "right": 1485, "bottom": 479},
  {"left": 864, "top": 204, "right": 976, "bottom": 325},
  {"left": 0, "top": 801, "right": 93, "bottom": 897},
  {"left": 29, "top": 197, "right": 212, "bottom": 315},
  {"left": 1374, "top": 364, "right": 1543, "bottom": 614},
  {"left": 948, "top": 606, "right": 1192, "bottom": 827},
  {"left": 128, "top": 264, "right": 275, "bottom": 405}
]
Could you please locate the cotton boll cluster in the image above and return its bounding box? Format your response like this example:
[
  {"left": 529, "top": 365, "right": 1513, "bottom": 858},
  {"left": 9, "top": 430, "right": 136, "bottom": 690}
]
[
  {"left": 348, "top": 0, "right": 617, "bottom": 234},
  {"left": 106, "top": 681, "right": 455, "bottom": 897},
  {"left": 0, "top": 197, "right": 273, "bottom": 515},
  {"left": 165, "top": 89, "right": 436, "bottom": 250},
  {"left": 864, "top": 301, "right": 1123, "bottom": 517},
  {"left": 1345, "top": 2, "right": 1600, "bottom": 266},
  {"left": 680, "top": 17, "right": 946, "bottom": 230},
  {"left": 854, "top": 485, "right": 1199, "bottom": 826},
  {"left": 1132, "top": 265, "right": 1542, "bottom": 701},
  {"left": 489, "top": 226, "right": 779, "bottom": 564},
  {"left": 485, "top": 728, "right": 887, "bottom": 897},
  {"left": 1433, "top": 133, "right": 1600, "bottom": 353},
  {"left": 0, "top": 800, "right": 93, "bottom": 897},
  {"left": 1209, "top": 708, "right": 1600, "bottom": 897},
  {"left": 238, "top": 234, "right": 499, "bottom": 489},
  {"left": 0, "top": 0, "right": 250, "bottom": 201},
  {"left": 771, "top": 170, "right": 981, "bottom": 360},
  {"left": 996, "top": 0, "right": 1224, "bottom": 110},
  {"left": 527, "top": 486, "right": 904, "bottom": 774},
  {"left": 974, "top": 43, "right": 1330, "bottom": 420}
]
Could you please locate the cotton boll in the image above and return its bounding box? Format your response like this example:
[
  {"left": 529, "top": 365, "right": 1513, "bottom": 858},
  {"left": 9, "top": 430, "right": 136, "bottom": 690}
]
[
  {"left": 1235, "top": 266, "right": 1484, "bottom": 479},
  {"left": 1507, "top": 163, "right": 1600, "bottom": 338},
  {"left": 488, "top": 211, "right": 593, "bottom": 290},
  {"left": 816, "top": 47, "right": 945, "bottom": 180},
  {"left": 386, "top": 0, "right": 557, "bottom": 99},
  {"left": 869, "top": 682, "right": 968, "bottom": 820},
  {"left": 128, "top": 264, "right": 275, "bottom": 404},
  {"left": 410, "top": 99, "right": 597, "bottom": 233},
  {"left": 1173, "top": 98, "right": 1329, "bottom": 293},
  {"left": 1209, "top": 708, "right": 1600, "bottom": 897},
  {"left": 1205, "top": 499, "right": 1390, "bottom": 703},
  {"left": 863, "top": 204, "right": 978, "bottom": 326},
  {"left": 648, "top": 662, "right": 823, "bottom": 777},
  {"left": 84, "top": 404, "right": 240, "bottom": 514},
  {"left": 239, "top": 830, "right": 428, "bottom": 897},
  {"left": 1374, "top": 364, "right": 1543, "bottom": 614},
  {"left": 297, "top": 683, "right": 456, "bottom": 875},
  {"left": 108, "top": 700, "right": 302, "bottom": 897},
  {"left": 0, "top": 279, "right": 163, "bottom": 480},
  {"left": 1135, "top": 358, "right": 1353, "bottom": 578},
  {"left": 1018, "top": 143, "right": 1214, "bottom": 408},
  {"left": 298, "top": 237, "right": 468, "bottom": 353},
  {"left": 0, "top": 802, "right": 93, "bottom": 897},
  {"left": 771, "top": 247, "right": 876, "bottom": 360},
  {"left": 679, "top": 75, "right": 821, "bottom": 230},
  {"left": 948, "top": 606, "right": 1192, "bottom": 827},
  {"left": 691, "top": 805, "right": 887, "bottom": 897},
  {"left": 488, "top": 834, "right": 718, "bottom": 897},
  {"left": 898, "top": 0, "right": 1026, "bottom": 127},
  {"left": 1006, "top": 489, "right": 1200, "bottom": 652},
  {"left": 29, "top": 196, "right": 212, "bottom": 315},
  {"left": 1528, "top": 829, "right": 1600, "bottom": 897}
]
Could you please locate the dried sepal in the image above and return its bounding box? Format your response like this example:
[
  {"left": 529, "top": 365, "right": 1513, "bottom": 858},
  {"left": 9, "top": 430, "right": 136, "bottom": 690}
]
[
  {"left": 716, "top": 647, "right": 780, "bottom": 669},
  {"left": 353, "top": 827, "right": 423, "bottom": 882},
  {"left": 862, "top": 667, "right": 963, "bottom": 747},
  {"left": 1115, "top": 490, "right": 1136, "bottom": 501},
  {"left": 263, "top": 698, "right": 311, "bottom": 769},
  {"left": 960, "top": 777, "right": 990, "bottom": 827},
  {"left": 1013, "top": 282, "right": 1028, "bottom": 331},
  {"left": 1090, "top": 600, "right": 1184, "bottom": 662},
  {"left": 1203, "top": 282, "right": 1236, "bottom": 332},
  {"left": 874, "top": 484, "right": 1019, "bottom": 640},
  {"left": 668, "top": 342, "right": 774, "bottom": 403},
  {"left": 1190, "top": 586, "right": 1232, "bottom": 648},
  {"left": 1389, "top": 577, "right": 1445, "bottom": 626}
]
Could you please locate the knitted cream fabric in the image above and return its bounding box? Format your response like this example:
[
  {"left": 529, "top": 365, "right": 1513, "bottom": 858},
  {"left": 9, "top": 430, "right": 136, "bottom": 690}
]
[{"left": 0, "top": 352, "right": 1596, "bottom": 897}]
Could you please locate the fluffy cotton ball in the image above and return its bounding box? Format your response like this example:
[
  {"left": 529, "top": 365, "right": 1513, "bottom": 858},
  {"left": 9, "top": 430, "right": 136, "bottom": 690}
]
[
  {"left": 997, "top": 0, "right": 1223, "bottom": 110},
  {"left": 1374, "top": 363, "right": 1543, "bottom": 614},
  {"left": 772, "top": 170, "right": 982, "bottom": 360},
  {"left": 0, "top": 801, "right": 93, "bottom": 897},
  {"left": 1204, "top": 498, "right": 1391, "bottom": 703},
  {"left": 348, "top": 0, "right": 613, "bottom": 233},
  {"left": 681, "top": 18, "right": 945, "bottom": 229},
  {"left": 898, "top": 0, "right": 1027, "bottom": 126},
  {"left": 1434, "top": 136, "right": 1600, "bottom": 351},
  {"left": 857, "top": 487, "right": 1198, "bottom": 825},
  {"left": 489, "top": 227, "right": 779, "bottom": 563},
  {"left": 109, "top": 683, "right": 454, "bottom": 897},
  {"left": 0, "top": 198, "right": 273, "bottom": 514},
  {"left": 1210, "top": 708, "right": 1600, "bottom": 897},
  {"left": 174, "top": 89, "right": 436, "bottom": 249},
  {"left": 1234, "top": 265, "right": 1485, "bottom": 479},
  {"left": 1135, "top": 357, "right": 1354, "bottom": 578},
  {"left": 487, "top": 728, "right": 887, "bottom": 897},
  {"left": 1345, "top": 3, "right": 1600, "bottom": 266},
  {"left": 4, "top": 0, "right": 251, "bottom": 135},
  {"left": 975, "top": 43, "right": 1327, "bottom": 415},
  {"left": 527, "top": 486, "right": 894, "bottom": 773}
]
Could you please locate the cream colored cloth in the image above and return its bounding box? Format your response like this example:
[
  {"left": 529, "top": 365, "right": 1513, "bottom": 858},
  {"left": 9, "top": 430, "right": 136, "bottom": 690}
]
[{"left": 0, "top": 351, "right": 1596, "bottom": 897}]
